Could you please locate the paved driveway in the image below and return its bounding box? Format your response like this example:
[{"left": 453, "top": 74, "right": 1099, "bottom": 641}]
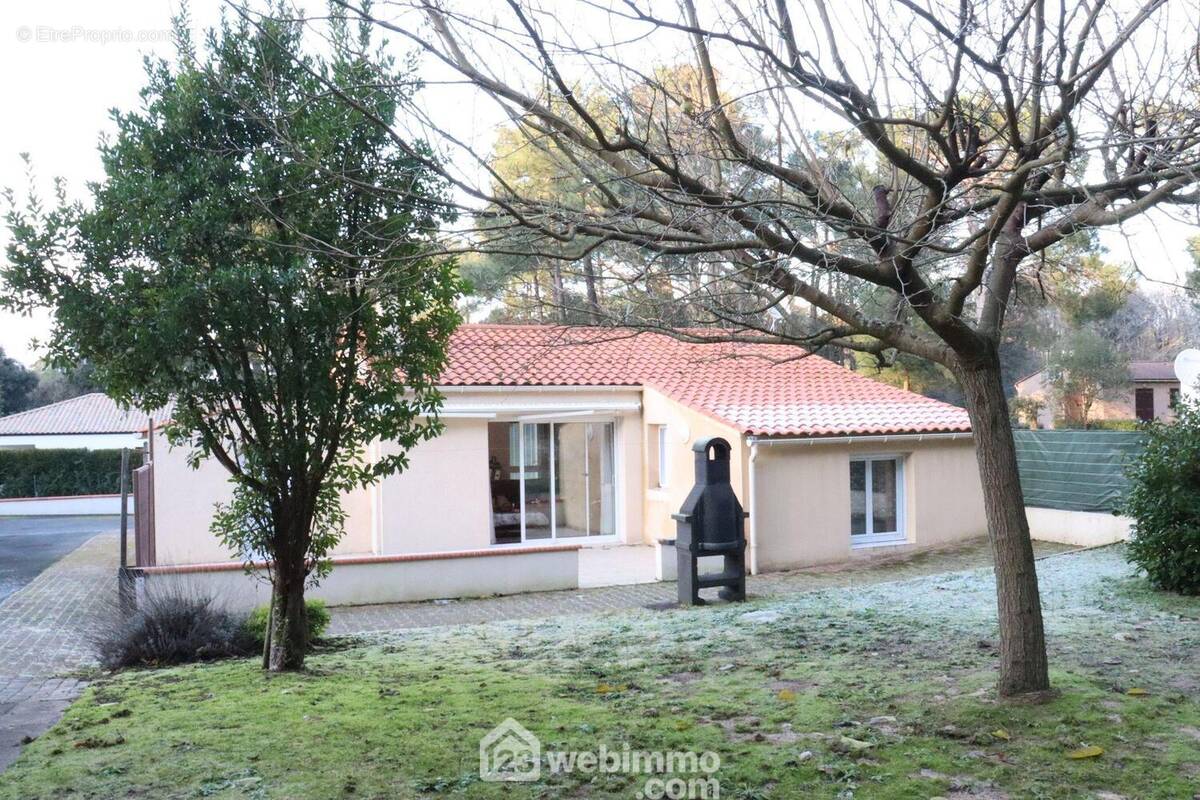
[
  {"left": 0, "top": 523, "right": 118, "bottom": 771},
  {"left": 0, "top": 516, "right": 120, "bottom": 603}
]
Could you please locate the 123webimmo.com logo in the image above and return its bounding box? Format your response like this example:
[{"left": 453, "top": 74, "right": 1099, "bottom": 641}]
[{"left": 479, "top": 718, "right": 721, "bottom": 798}]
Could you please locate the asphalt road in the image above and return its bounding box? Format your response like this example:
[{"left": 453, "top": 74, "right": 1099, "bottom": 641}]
[{"left": 0, "top": 516, "right": 121, "bottom": 604}]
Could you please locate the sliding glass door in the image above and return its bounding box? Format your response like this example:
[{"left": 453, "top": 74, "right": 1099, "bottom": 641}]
[
  {"left": 488, "top": 420, "right": 615, "bottom": 543},
  {"left": 520, "top": 422, "right": 552, "bottom": 540},
  {"left": 553, "top": 422, "right": 615, "bottom": 538}
]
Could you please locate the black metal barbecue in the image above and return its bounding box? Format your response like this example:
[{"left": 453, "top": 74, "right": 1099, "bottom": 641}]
[{"left": 671, "top": 437, "right": 748, "bottom": 606}]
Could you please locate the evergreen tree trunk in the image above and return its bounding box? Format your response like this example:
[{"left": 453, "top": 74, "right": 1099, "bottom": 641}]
[
  {"left": 261, "top": 602, "right": 273, "bottom": 670},
  {"left": 267, "top": 566, "right": 309, "bottom": 671},
  {"left": 267, "top": 506, "right": 312, "bottom": 672},
  {"left": 955, "top": 350, "right": 1050, "bottom": 697}
]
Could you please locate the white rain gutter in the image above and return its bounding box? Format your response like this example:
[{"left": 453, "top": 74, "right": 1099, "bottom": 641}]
[
  {"left": 440, "top": 401, "right": 641, "bottom": 416},
  {"left": 747, "top": 431, "right": 973, "bottom": 447},
  {"left": 437, "top": 385, "right": 641, "bottom": 394}
]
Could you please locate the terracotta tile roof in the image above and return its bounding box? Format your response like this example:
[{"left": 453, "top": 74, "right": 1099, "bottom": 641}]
[
  {"left": 443, "top": 325, "right": 971, "bottom": 438},
  {"left": 0, "top": 393, "right": 172, "bottom": 436},
  {"left": 1128, "top": 361, "right": 1177, "bottom": 382}
]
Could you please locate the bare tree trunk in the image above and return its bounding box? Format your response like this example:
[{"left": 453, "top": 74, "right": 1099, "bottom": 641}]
[
  {"left": 955, "top": 352, "right": 1050, "bottom": 697},
  {"left": 582, "top": 254, "right": 601, "bottom": 323}
]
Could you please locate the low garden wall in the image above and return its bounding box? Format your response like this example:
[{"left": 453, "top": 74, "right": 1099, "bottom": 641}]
[
  {"left": 1024, "top": 506, "right": 1132, "bottom": 547},
  {"left": 0, "top": 494, "right": 130, "bottom": 516},
  {"left": 137, "top": 544, "right": 581, "bottom": 610}
]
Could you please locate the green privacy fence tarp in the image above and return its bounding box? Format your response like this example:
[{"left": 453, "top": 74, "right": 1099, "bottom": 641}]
[{"left": 1013, "top": 430, "right": 1147, "bottom": 513}]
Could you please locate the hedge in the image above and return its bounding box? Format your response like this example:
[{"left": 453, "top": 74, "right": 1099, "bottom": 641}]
[
  {"left": 1052, "top": 417, "right": 1145, "bottom": 432},
  {"left": 0, "top": 448, "right": 144, "bottom": 499}
]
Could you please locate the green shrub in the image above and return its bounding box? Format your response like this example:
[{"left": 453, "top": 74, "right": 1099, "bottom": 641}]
[
  {"left": 1053, "top": 417, "right": 1144, "bottom": 431},
  {"left": 241, "top": 598, "right": 331, "bottom": 650},
  {"left": 0, "top": 448, "right": 144, "bottom": 498},
  {"left": 1087, "top": 419, "right": 1144, "bottom": 432},
  {"left": 1122, "top": 402, "right": 1200, "bottom": 595}
]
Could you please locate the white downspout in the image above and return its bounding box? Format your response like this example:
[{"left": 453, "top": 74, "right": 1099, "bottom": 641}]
[{"left": 748, "top": 439, "right": 759, "bottom": 575}]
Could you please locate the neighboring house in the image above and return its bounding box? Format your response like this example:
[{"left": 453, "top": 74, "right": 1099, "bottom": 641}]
[
  {"left": 139, "top": 324, "right": 986, "bottom": 606},
  {"left": 0, "top": 393, "right": 170, "bottom": 450},
  {"left": 0, "top": 393, "right": 171, "bottom": 516},
  {"left": 1015, "top": 361, "right": 1181, "bottom": 429}
]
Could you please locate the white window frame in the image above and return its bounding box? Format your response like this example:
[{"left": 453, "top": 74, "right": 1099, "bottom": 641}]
[
  {"left": 509, "top": 423, "right": 539, "bottom": 469},
  {"left": 656, "top": 424, "right": 669, "bottom": 489},
  {"left": 850, "top": 454, "right": 906, "bottom": 547}
]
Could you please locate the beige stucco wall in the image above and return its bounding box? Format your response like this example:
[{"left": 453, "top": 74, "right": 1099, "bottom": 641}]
[
  {"left": 641, "top": 386, "right": 747, "bottom": 546},
  {"left": 375, "top": 419, "right": 492, "bottom": 554},
  {"left": 752, "top": 436, "right": 987, "bottom": 571},
  {"left": 150, "top": 431, "right": 374, "bottom": 566}
]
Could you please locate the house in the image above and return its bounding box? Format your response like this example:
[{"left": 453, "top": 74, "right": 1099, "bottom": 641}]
[
  {"left": 138, "top": 325, "right": 986, "bottom": 607},
  {"left": 0, "top": 394, "right": 171, "bottom": 516},
  {"left": 0, "top": 393, "right": 169, "bottom": 451},
  {"left": 1014, "top": 361, "right": 1181, "bottom": 429}
]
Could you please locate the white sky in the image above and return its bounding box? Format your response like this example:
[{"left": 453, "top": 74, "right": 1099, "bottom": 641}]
[
  {"left": 0, "top": 1, "right": 203, "bottom": 365},
  {"left": 1, "top": 0, "right": 1196, "bottom": 366}
]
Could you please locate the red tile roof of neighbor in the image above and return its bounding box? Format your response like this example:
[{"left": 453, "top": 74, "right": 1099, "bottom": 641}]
[
  {"left": 443, "top": 324, "right": 972, "bottom": 438},
  {"left": 0, "top": 393, "right": 172, "bottom": 436}
]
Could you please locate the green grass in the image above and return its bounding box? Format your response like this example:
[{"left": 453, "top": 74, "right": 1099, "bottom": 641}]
[{"left": 2, "top": 547, "right": 1198, "bottom": 799}]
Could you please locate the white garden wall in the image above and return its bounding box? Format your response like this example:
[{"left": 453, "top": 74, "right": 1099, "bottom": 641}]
[
  {"left": 139, "top": 545, "right": 580, "bottom": 610},
  {"left": 0, "top": 494, "right": 130, "bottom": 516},
  {"left": 1025, "top": 506, "right": 1132, "bottom": 547}
]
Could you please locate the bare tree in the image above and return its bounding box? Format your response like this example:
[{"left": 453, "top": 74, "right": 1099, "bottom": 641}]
[{"left": 305, "top": 0, "right": 1200, "bottom": 695}]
